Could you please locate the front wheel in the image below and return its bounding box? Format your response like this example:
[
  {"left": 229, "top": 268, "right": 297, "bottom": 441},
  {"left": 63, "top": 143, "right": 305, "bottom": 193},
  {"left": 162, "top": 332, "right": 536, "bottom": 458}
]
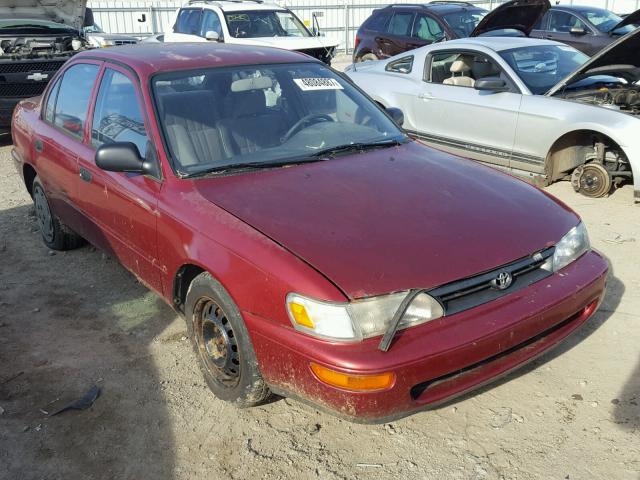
[
  {"left": 185, "top": 272, "right": 270, "bottom": 407},
  {"left": 571, "top": 163, "right": 612, "bottom": 198}
]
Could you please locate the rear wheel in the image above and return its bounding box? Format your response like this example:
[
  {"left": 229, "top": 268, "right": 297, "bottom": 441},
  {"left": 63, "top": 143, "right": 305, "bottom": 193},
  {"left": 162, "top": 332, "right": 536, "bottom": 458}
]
[
  {"left": 185, "top": 272, "right": 270, "bottom": 406},
  {"left": 571, "top": 163, "right": 612, "bottom": 198},
  {"left": 32, "top": 176, "right": 84, "bottom": 250}
]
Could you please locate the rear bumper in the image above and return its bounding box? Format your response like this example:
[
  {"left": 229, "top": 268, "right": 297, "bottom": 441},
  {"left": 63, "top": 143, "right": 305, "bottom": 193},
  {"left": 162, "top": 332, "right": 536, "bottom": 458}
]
[{"left": 246, "top": 250, "right": 608, "bottom": 422}]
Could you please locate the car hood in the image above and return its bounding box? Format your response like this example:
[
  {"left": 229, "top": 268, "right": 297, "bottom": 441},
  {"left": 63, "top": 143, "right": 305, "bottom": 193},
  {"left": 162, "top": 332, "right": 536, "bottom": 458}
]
[
  {"left": 470, "top": 0, "right": 550, "bottom": 37},
  {"left": 610, "top": 8, "right": 640, "bottom": 33},
  {"left": 0, "top": 0, "right": 87, "bottom": 31},
  {"left": 231, "top": 35, "right": 339, "bottom": 50},
  {"left": 193, "top": 142, "right": 578, "bottom": 299},
  {"left": 546, "top": 27, "right": 640, "bottom": 96}
]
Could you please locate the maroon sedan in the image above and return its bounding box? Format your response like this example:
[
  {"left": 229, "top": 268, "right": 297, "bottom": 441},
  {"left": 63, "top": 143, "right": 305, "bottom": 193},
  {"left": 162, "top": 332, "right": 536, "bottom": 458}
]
[{"left": 11, "top": 43, "right": 607, "bottom": 422}]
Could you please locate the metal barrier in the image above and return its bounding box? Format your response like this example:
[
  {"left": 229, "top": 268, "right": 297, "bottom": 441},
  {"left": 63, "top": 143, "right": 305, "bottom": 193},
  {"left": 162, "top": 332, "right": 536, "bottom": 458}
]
[{"left": 87, "top": 0, "right": 640, "bottom": 53}]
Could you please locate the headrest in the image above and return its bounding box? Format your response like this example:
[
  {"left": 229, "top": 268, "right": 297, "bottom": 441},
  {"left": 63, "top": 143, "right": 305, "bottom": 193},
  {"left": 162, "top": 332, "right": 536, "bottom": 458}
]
[
  {"left": 231, "top": 76, "right": 273, "bottom": 93},
  {"left": 232, "top": 89, "right": 267, "bottom": 117},
  {"left": 160, "top": 91, "right": 216, "bottom": 124},
  {"left": 450, "top": 57, "right": 473, "bottom": 73}
]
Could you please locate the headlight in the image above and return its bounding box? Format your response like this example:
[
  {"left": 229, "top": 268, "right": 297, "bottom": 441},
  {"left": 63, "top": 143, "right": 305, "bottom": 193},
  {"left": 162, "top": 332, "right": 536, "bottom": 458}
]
[
  {"left": 103, "top": 39, "right": 117, "bottom": 47},
  {"left": 286, "top": 291, "right": 444, "bottom": 341},
  {"left": 545, "top": 222, "right": 590, "bottom": 272}
]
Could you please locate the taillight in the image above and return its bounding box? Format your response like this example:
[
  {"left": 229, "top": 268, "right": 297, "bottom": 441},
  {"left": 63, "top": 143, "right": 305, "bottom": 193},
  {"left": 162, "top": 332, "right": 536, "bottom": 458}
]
[{"left": 354, "top": 35, "right": 360, "bottom": 50}]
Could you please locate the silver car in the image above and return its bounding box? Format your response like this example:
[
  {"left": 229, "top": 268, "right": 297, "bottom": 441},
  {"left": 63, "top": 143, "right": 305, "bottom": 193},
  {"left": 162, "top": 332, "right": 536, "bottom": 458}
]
[{"left": 346, "top": 30, "right": 640, "bottom": 201}]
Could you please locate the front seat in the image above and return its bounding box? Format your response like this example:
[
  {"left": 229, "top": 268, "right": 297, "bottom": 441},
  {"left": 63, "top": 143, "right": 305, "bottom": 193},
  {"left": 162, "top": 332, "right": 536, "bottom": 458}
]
[
  {"left": 159, "top": 91, "right": 231, "bottom": 167},
  {"left": 218, "top": 89, "right": 288, "bottom": 155},
  {"left": 443, "top": 56, "right": 475, "bottom": 87}
]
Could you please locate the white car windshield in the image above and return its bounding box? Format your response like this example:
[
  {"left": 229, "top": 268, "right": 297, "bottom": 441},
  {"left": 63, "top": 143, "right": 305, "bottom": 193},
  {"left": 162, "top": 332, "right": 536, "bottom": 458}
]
[
  {"left": 224, "top": 10, "right": 311, "bottom": 38},
  {"left": 499, "top": 45, "right": 589, "bottom": 94},
  {"left": 153, "top": 62, "right": 406, "bottom": 177}
]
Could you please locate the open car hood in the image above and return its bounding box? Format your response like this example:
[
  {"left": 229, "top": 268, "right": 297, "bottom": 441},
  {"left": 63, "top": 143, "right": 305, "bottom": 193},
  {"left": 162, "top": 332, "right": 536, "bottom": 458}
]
[
  {"left": 546, "top": 27, "right": 640, "bottom": 96},
  {"left": 470, "top": 0, "right": 550, "bottom": 37},
  {"left": 0, "top": 1, "right": 88, "bottom": 31},
  {"left": 609, "top": 8, "right": 640, "bottom": 33}
]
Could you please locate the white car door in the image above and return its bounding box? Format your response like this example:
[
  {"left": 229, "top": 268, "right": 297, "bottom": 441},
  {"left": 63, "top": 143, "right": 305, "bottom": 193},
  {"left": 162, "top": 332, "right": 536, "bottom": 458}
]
[{"left": 410, "top": 49, "right": 522, "bottom": 171}]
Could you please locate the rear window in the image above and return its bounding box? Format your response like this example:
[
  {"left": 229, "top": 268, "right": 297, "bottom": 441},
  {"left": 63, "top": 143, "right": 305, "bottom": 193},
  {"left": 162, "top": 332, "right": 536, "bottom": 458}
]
[
  {"left": 51, "top": 63, "right": 100, "bottom": 138},
  {"left": 363, "top": 10, "right": 391, "bottom": 31},
  {"left": 387, "top": 12, "right": 415, "bottom": 36}
]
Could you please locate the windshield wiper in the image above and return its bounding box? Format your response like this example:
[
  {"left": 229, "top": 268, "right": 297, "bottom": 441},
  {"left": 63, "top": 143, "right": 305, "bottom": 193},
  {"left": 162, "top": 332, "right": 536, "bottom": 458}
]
[
  {"left": 308, "top": 138, "right": 407, "bottom": 159},
  {"left": 183, "top": 156, "right": 326, "bottom": 178}
]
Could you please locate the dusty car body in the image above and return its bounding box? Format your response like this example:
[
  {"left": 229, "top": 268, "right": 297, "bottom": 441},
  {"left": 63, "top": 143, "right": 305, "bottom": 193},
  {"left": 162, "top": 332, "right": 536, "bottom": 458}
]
[
  {"left": 531, "top": 5, "right": 640, "bottom": 55},
  {"left": 0, "top": 0, "right": 92, "bottom": 128},
  {"left": 346, "top": 30, "right": 640, "bottom": 202},
  {"left": 11, "top": 43, "right": 607, "bottom": 422}
]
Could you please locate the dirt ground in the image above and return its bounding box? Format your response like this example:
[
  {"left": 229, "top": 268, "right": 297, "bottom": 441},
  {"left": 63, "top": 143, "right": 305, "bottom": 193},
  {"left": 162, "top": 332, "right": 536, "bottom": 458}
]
[{"left": 0, "top": 125, "right": 639, "bottom": 480}]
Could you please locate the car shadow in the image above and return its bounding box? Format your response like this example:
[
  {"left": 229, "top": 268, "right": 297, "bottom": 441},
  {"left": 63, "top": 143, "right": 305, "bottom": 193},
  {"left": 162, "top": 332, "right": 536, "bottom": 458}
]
[
  {"left": 613, "top": 355, "right": 640, "bottom": 431},
  {"left": 0, "top": 201, "right": 178, "bottom": 478},
  {"left": 433, "top": 262, "right": 624, "bottom": 409}
]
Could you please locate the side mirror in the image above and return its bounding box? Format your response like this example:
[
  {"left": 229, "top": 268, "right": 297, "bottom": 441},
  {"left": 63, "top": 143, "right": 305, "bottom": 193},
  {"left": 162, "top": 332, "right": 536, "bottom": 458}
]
[
  {"left": 474, "top": 77, "right": 508, "bottom": 93},
  {"left": 570, "top": 26, "right": 587, "bottom": 35},
  {"left": 84, "top": 7, "right": 95, "bottom": 27},
  {"left": 385, "top": 107, "right": 404, "bottom": 127},
  {"left": 205, "top": 30, "right": 221, "bottom": 42},
  {"left": 95, "top": 142, "right": 150, "bottom": 174}
]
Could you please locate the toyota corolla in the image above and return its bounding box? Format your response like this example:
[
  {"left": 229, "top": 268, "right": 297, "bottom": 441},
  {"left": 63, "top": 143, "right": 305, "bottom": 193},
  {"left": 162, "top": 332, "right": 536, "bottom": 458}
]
[{"left": 11, "top": 43, "right": 608, "bottom": 422}]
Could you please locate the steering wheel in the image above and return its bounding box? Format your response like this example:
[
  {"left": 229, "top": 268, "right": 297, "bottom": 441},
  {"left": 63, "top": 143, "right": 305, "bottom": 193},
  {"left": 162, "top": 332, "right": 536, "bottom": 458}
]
[{"left": 281, "top": 113, "right": 334, "bottom": 143}]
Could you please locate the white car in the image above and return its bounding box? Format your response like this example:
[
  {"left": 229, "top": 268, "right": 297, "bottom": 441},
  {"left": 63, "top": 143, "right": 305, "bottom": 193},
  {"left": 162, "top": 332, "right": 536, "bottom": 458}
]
[
  {"left": 346, "top": 30, "right": 640, "bottom": 201},
  {"left": 164, "top": 0, "right": 339, "bottom": 65}
]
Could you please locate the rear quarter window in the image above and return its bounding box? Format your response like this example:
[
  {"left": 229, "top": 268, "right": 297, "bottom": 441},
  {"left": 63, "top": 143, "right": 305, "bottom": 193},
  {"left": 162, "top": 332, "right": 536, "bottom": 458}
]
[{"left": 363, "top": 10, "right": 391, "bottom": 32}]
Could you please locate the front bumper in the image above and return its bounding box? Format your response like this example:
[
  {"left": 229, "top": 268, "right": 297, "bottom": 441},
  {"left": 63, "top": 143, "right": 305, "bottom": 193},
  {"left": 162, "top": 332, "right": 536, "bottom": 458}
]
[{"left": 245, "top": 250, "right": 608, "bottom": 422}]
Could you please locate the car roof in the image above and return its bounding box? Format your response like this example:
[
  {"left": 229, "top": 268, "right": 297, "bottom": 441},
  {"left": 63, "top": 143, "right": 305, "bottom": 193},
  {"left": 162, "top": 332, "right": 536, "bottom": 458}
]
[
  {"left": 442, "top": 36, "right": 563, "bottom": 51},
  {"left": 183, "top": 0, "right": 286, "bottom": 12},
  {"left": 550, "top": 4, "right": 606, "bottom": 12},
  {"left": 382, "top": 2, "right": 485, "bottom": 14},
  {"left": 71, "top": 43, "right": 317, "bottom": 76}
]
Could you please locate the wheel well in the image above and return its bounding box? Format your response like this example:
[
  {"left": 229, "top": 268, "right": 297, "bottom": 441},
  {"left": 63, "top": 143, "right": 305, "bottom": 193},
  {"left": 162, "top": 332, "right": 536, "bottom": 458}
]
[
  {"left": 545, "top": 130, "right": 630, "bottom": 183},
  {"left": 23, "top": 164, "right": 37, "bottom": 197},
  {"left": 173, "top": 264, "right": 205, "bottom": 313}
]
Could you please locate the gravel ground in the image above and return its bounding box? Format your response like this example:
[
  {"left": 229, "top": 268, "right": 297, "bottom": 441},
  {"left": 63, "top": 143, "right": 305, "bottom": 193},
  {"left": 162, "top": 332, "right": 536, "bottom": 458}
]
[{"left": 0, "top": 122, "right": 639, "bottom": 479}]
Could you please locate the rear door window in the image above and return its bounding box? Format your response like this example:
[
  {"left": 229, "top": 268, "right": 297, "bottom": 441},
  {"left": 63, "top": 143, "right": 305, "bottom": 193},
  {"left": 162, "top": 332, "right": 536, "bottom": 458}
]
[
  {"left": 52, "top": 63, "right": 100, "bottom": 138},
  {"left": 387, "top": 12, "right": 415, "bottom": 37},
  {"left": 91, "top": 68, "right": 149, "bottom": 157},
  {"left": 175, "top": 8, "right": 203, "bottom": 35}
]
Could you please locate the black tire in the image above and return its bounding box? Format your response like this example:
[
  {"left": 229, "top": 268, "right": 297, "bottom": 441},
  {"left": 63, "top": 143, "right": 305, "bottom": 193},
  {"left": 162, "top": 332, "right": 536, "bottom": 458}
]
[
  {"left": 357, "top": 53, "right": 378, "bottom": 63},
  {"left": 185, "top": 272, "right": 270, "bottom": 407},
  {"left": 32, "top": 176, "right": 85, "bottom": 251}
]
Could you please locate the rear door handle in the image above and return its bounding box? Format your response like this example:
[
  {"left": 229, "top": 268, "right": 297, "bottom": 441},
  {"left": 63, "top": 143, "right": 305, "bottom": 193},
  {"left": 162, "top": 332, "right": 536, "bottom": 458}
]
[
  {"left": 34, "top": 138, "right": 43, "bottom": 152},
  {"left": 79, "top": 167, "right": 92, "bottom": 183},
  {"left": 418, "top": 92, "right": 434, "bottom": 100}
]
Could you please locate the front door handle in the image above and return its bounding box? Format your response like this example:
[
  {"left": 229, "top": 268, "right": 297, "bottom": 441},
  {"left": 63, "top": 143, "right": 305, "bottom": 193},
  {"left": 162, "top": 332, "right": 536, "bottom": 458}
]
[
  {"left": 34, "top": 138, "right": 43, "bottom": 152},
  {"left": 79, "top": 167, "right": 92, "bottom": 183},
  {"left": 418, "top": 92, "right": 434, "bottom": 100}
]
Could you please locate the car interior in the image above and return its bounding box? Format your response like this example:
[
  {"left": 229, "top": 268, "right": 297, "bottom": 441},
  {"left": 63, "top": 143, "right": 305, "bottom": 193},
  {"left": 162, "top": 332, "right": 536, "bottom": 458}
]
[{"left": 431, "top": 53, "right": 502, "bottom": 87}]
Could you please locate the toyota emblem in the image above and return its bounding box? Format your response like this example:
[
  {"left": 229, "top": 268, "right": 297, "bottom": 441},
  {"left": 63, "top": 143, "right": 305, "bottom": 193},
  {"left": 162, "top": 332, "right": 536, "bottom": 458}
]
[{"left": 491, "top": 271, "right": 513, "bottom": 290}]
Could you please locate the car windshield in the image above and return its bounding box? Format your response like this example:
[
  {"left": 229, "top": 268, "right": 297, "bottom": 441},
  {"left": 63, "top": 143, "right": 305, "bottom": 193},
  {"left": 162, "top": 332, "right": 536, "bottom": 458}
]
[
  {"left": 84, "top": 23, "right": 104, "bottom": 34},
  {"left": 577, "top": 7, "right": 635, "bottom": 34},
  {"left": 442, "top": 9, "right": 487, "bottom": 37},
  {"left": 499, "top": 44, "right": 589, "bottom": 94},
  {"left": 224, "top": 10, "right": 311, "bottom": 38},
  {"left": 152, "top": 62, "right": 405, "bottom": 176},
  {"left": 0, "top": 18, "right": 76, "bottom": 34}
]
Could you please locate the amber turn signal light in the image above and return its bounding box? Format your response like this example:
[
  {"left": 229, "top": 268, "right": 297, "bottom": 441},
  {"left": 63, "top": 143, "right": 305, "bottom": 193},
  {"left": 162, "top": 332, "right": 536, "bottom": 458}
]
[{"left": 310, "top": 363, "right": 395, "bottom": 392}]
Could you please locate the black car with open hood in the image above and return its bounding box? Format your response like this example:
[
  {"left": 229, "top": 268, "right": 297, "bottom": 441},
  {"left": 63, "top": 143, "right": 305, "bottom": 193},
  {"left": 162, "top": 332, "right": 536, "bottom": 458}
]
[{"left": 470, "top": 0, "right": 550, "bottom": 37}]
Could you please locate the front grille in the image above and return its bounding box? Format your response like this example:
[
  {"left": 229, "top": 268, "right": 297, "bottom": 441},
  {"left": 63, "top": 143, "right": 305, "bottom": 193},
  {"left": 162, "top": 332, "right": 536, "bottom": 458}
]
[
  {"left": 114, "top": 40, "right": 136, "bottom": 45},
  {"left": 0, "top": 82, "right": 48, "bottom": 98},
  {"left": 0, "top": 61, "right": 66, "bottom": 74},
  {"left": 428, "top": 247, "right": 555, "bottom": 315}
]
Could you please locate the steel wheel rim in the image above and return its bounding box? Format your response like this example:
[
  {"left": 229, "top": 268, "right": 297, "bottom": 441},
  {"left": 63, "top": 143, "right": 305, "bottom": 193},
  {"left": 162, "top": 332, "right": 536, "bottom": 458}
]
[
  {"left": 34, "top": 185, "right": 54, "bottom": 243},
  {"left": 194, "top": 297, "right": 240, "bottom": 387},
  {"left": 580, "top": 165, "right": 610, "bottom": 198}
]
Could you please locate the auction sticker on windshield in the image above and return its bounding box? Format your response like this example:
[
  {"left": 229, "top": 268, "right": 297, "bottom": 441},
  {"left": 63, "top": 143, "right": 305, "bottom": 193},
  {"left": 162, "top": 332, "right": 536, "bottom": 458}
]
[{"left": 294, "top": 78, "right": 343, "bottom": 91}]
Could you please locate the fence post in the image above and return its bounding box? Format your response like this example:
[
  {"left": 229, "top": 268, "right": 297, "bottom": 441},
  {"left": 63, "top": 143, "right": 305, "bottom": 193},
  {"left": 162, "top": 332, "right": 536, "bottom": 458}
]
[
  {"left": 149, "top": 3, "right": 157, "bottom": 35},
  {"left": 344, "top": 0, "right": 349, "bottom": 54}
]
